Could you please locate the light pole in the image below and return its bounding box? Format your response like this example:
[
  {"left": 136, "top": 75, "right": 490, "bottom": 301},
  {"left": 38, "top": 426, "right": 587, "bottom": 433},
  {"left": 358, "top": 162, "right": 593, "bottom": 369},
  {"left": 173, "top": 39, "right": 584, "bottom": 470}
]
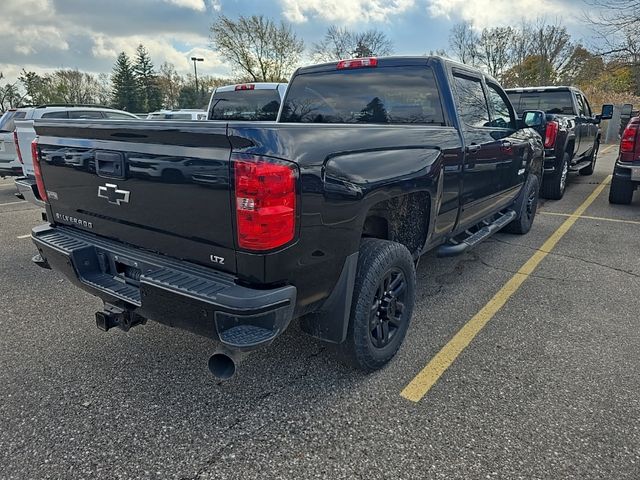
[{"left": 191, "top": 56, "right": 204, "bottom": 94}]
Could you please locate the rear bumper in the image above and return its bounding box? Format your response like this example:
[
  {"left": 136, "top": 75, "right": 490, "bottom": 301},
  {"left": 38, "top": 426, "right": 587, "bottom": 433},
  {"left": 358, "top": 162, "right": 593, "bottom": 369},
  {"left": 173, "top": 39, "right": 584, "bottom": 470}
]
[
  {"left": 31, "top": 224, "right": 296, "bottom": 351},
  {"left": 14, "top": 176, "right": 45, "bottom": 207},
  {"left": 0, "top": 161, "right": 23, "bottom": 176},
  {"left": 613, "top": 161, "right": 640, "bottom": 184}
]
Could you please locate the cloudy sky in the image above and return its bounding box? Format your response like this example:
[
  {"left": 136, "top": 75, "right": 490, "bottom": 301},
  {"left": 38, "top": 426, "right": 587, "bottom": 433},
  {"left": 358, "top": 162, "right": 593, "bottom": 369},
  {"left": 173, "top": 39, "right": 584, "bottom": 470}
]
[{"left": 1, "top": 0, "right": 595, "bottom": 83}]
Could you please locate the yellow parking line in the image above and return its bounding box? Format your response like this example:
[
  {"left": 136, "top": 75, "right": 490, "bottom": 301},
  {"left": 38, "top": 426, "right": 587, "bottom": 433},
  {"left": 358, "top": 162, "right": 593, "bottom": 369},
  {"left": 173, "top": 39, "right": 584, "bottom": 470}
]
[
  {"left": 400, "top": 175, "right": 612, "bottom": 403},
  {"left": 17, "top": 234, "right": 31, "bottom": 239},
  {"left": 540, "top": 211, "right": 640, "bottom": 226},
  {"left": 600, "top": 144, "right": 616, "bottom": 155}
]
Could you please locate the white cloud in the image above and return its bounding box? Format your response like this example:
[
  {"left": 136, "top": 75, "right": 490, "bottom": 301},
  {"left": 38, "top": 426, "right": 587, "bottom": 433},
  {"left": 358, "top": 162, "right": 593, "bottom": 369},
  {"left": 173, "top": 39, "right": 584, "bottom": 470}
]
[
  {"left": 280, "top": 0, "right": 415, "bottom": 23},
  {"left": 427, "top": 0, "right": 573, "bottom": 30},
  {"left": 164, "top": 0, "right": 207, "bottom": 11},
  {"left": 91, "top": 33, "right": 227, "bottom": 76},
  {"left": 0, "top": 0, "right": 230, "bottom": 83}
]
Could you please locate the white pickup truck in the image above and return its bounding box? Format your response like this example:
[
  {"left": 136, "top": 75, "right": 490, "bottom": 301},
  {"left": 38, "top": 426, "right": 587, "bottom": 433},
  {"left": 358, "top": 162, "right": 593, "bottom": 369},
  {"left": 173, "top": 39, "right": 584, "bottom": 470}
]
[
  {"left": 0, "top": 109, "right": 27, "bottom": 177},
  {"left": 14, "top": 105, "right": 138, "bottom": 205},
  {"left": 207, "top": 82, "right": 287, "bottom": 121}
]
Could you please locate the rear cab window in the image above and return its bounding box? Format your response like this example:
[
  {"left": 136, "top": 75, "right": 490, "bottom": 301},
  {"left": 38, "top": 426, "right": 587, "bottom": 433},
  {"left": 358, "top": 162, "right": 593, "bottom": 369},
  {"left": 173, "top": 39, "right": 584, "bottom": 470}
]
[
  {"left": 209, "top": 89, "right": 281, "bottom": 121},
  {"left": 507, "top": 90, "right": 576, "bottom": 116},
  {"left": 280, "top": 66, "right": 445, "bottom": 125}
]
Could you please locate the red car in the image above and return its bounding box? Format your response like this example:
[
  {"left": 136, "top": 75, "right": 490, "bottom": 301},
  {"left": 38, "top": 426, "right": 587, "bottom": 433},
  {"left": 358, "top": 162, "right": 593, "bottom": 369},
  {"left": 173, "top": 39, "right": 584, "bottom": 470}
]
[{"left": 610, "top": 116, "right": 640, "bottom": 204}]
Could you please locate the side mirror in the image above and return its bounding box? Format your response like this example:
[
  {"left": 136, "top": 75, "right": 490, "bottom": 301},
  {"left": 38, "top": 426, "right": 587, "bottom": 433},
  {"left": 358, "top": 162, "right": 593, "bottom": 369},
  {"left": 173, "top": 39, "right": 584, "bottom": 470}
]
[
  {"left": 598, "top": 104, "right": 614, "bottom": 121},
  {"left": 522, "top": 110, "right": 546, "bottom": 128}
]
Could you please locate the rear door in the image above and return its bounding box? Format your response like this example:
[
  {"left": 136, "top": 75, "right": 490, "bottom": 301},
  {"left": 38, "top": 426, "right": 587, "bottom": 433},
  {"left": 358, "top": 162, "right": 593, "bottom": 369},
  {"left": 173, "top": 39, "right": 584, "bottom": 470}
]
[{"left": 452, "top": 72, "right": 513, "bottom": 226}]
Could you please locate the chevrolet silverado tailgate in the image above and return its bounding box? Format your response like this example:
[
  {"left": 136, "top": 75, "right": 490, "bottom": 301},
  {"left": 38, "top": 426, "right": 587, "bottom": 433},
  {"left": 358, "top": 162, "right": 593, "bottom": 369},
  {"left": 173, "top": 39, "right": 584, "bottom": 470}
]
[{"left": 33, "top": 120, "right": 237, "bottom": 273}]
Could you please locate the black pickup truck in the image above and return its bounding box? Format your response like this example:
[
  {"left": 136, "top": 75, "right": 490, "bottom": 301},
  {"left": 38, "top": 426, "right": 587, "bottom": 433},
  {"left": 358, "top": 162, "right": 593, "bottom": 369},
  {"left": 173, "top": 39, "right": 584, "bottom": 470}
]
[
  {"left": 506, "top": 86, "right": 612, "bottom": 199},
  {"left": 30, "top": 57, "right": 544, "bottom": 378}
]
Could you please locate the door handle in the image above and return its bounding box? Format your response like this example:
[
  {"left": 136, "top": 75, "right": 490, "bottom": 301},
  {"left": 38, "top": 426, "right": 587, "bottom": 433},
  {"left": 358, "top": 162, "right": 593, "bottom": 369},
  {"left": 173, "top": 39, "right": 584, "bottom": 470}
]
[
  {"left": 466, "top": 144, "right": 481, "bottom": 154},
  {"left": 501, "top": 140, "right": 512, "bottom": 151}
]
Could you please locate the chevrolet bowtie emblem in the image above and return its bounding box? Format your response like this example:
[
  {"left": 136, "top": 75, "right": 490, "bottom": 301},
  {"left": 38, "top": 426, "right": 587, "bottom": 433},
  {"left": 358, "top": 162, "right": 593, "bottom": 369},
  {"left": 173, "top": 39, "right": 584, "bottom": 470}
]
[{"left": 98, "top": 183, "right": 130, "bottom": 205}]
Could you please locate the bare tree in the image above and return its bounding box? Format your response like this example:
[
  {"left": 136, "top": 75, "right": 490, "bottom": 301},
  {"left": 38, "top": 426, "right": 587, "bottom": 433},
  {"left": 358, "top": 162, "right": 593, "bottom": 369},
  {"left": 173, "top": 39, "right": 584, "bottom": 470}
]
[
  {"left": 477, "top": 27, "right": 514, "bottom": 79},
  {"left": 585, "top": 0, "right": 640, "bottom": 93},
  {"left": 157, "top": 62, "right": 183, "bottom": 109},
  {"left": 0, "top": 74, "right": 24, "bottom": 113},
  {"left": 210, "top": 15, "right": 304, "bottom": 82},
  {"left": 448, "top": 22, "right": 479, "bottom": 66},
  {"left": 311, "top": 26, "right": 393, "bottom": 62}
]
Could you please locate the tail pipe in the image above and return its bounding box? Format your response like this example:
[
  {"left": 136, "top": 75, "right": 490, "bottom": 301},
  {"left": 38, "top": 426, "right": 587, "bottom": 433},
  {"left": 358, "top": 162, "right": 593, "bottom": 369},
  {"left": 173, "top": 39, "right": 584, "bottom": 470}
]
[{"left": 208, "top": 348, "right": 246, "bottom": 381}]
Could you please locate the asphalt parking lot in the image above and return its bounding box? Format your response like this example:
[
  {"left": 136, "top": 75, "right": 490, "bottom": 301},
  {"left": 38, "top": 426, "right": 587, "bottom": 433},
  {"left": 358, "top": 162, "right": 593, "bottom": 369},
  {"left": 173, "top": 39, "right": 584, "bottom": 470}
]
[{"left": 1, "top": 146, "right": 639, "bottom": 480}]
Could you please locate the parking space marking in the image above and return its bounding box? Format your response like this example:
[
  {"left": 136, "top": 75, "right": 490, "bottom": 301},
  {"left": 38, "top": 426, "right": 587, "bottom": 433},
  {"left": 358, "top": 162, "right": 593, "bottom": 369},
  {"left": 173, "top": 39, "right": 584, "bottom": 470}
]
[
  {"left": 540, "top": 211, "right": 640, "bottom": 226},
  {"left": 400, "top": 175, "right": 613, "bottom": 403},
  {"left": 600, "top": 144, "right": 616, "bottom": 155},
  {"left": 0, "top": 200, "right": 26, "bottom": 206},
  {"left": 17, "top": 234, "right": 31, "bottom": 239}
]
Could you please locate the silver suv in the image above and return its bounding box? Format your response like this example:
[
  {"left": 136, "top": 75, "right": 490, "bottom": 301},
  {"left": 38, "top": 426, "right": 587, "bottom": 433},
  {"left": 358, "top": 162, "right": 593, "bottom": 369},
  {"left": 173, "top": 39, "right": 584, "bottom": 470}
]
[{"left": 0, "top": 109, "right": 28, "bottom": 176}]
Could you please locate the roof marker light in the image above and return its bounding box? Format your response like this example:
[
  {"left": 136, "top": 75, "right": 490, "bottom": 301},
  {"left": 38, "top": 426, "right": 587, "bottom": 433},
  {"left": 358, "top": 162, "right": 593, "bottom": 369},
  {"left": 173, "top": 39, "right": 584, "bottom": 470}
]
[{"left": 336, "top": 57, "right": 378, "bottom": 70}]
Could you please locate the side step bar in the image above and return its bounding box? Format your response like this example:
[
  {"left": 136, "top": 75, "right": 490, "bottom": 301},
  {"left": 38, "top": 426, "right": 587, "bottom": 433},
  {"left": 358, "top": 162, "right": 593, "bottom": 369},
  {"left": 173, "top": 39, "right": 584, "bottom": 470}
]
[
  {"left": 569, "top": 159, "right": 592, "bottom": 172},
  {"left": 437, "top": 210, "right": 517, "bottom": 258}
]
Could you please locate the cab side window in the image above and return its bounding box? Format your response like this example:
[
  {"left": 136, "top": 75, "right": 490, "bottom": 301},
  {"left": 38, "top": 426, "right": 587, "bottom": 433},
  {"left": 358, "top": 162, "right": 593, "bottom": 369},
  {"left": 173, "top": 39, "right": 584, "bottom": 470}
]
[
  {"left": 453, "top": 74, "right": 490, "bottom": 128},
  {"left": 486, "top": 83, "right": 515, "bottom": 129},
  {"left": 41, "top": 111, "right": 69, "bottom": 119},
  {"left": 69, "top": 111, "right": 103, "bottom": 119}
]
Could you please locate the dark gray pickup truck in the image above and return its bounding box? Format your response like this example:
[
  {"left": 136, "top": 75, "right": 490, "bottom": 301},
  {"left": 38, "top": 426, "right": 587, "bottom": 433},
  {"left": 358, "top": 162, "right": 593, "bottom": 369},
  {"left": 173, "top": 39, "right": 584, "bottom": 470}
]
[
  {"left": 29, "top": 57, "right": 544, "bottom": 379},
  {"left": 506, "top": 86, "right": 613, "bottom": 199}
]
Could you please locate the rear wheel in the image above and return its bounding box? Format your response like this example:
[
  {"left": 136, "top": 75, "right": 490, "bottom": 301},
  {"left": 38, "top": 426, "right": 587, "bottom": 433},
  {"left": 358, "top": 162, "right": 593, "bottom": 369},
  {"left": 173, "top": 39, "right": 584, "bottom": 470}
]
[
  {"left": 541, "top": 152, "right": 569, "bottom": 200},
  {"left": 609, "top": 177, "right": 635, "bottom": 204},
  {"left": 580, "top": 140, "right": 599, "bottom": 176},
  {"left": 503, "top": 174, "right": 539, "bottom": 235},
  {"left": 343, "top": 238, "right": 416, "bottom": 371}
]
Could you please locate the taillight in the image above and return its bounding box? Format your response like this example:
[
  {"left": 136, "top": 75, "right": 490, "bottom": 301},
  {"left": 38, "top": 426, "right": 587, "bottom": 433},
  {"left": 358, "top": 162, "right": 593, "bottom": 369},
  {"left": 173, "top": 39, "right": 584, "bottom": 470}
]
[
  {"left": 13, "top": 130, "right": 23, "bottom": 164},
  {"left": 234, "top": 155, "right": 296, "bottom": 251},
  {"left": 336, "top": 57, "right": 378, "bottom": 70},
  {"left": 235, "top": 84, "right": 255, "bottom": 91},
  {"left": 544, "top": 121, "right": 559, "bottom": 148},
  {"left": 31, "top": 137, "right": 48, "bottom": 203},
  {"left": 619, "top": 120, "right": 640, "bottom": 163}
]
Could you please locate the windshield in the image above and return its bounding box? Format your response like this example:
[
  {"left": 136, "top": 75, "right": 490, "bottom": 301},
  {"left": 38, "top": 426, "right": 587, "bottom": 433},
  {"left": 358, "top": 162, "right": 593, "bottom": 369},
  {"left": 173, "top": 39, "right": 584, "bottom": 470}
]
[
  {"left": 209, "top": 89, "right": 281, "bottom": 121},
  {"left": 280, "top": 66, "right": 444, "bottom": 125},
  {"left": 507, "top": 91, "right": 575, "bottom": 115},
  {"left": 0, "top": 110, "right": 26, "bottom": 132}
]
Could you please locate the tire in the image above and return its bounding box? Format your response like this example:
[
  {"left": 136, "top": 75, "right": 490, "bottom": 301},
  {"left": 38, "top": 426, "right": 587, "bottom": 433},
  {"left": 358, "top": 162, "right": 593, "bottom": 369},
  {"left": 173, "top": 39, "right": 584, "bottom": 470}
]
[
  {"left": 502, "top": 174, "right": 539, "bottom": 235},
  {"left": 580, "top": 140, "right": 599, "bottom": 176},
  {"left": 609, "top": 177, "right": 635, "bottom": 205},
  {"left": 343, "top": 238, "right": 416, "bottom": 371},
  {"left": 541, "top": 152, "right": 569, "bottom": 200}
]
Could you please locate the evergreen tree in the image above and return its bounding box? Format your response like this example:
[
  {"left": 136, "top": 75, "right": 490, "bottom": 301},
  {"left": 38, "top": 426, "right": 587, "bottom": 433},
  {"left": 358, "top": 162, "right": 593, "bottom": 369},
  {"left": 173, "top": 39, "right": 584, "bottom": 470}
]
[
  {"left": 133, "top": 44, "right": 162, "bottom": 112},
  {"left": 111, "top": 52, "right": 139, "bottom": 111},
  {"left": 177, "top": 85, "right": 198, "bottom": 108}
]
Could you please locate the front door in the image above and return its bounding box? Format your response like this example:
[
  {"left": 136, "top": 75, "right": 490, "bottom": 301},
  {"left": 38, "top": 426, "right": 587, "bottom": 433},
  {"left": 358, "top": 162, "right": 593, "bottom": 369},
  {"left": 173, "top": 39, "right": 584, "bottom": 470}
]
[
  {"left": 485, "top": 81, "right": 529, "bottom": 196},
  {"left": 453, "top": 72, "right": 516, "bottom": 227},
  {"left": 573, "top": 92, "right": 596, "bottom": 159}
]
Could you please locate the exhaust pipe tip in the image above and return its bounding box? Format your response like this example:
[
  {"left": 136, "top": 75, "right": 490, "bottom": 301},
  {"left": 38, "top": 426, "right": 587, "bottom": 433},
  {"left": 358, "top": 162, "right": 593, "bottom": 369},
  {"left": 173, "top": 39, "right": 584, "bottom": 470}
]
[{"left": 208, "top": 352, "right": 237, "bottom": 380}]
